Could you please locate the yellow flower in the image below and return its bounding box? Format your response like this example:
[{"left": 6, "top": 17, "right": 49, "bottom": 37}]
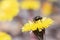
[
  {"left": 22, "top": 21, "right": 37, "bottom": 32},
  {"left": 36, "top": 20, "right": 44, "bottom": 31},
  {"left": 42, "top": 18, "right": 53, "bottom": 28},
  {"left": 0, "top": 32, "right": 11, "bottom": 40},
  {"left": 0, "top": 0, "right": 19, "bottom": 21},
  {"left": 21, "top": 1, "right": 40, "bottom": 10},
  {"left": 42, "top": 2, "right": 52, "bottom": 16},
  {"left": 22, "top": 17, "right": 54, "bottom": 32}
]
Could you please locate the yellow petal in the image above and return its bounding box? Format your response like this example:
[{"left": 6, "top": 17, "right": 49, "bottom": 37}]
[
  {"left": 22, "top": 21, "right": 33, "bottom": 32},
  {"left": 42, "top": 18, "right": 53, "bottom": 28},
  {"left": 31, "top": 23, "right": 37, "bottom": 31}
]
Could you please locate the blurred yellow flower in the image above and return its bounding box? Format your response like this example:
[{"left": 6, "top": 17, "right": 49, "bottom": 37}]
[
  {"left": 21, "top": 1, "right": 40, "bottom": 10},
  {"left": 0, "top": 0, "right": 19, "bottom": 21},
  {"left": 0, "top": 32, "right": 11, "bottom": 40},
  {"left": 42, "top": 2, "right": 52, "bottom": 16},
  {"left": 22, "top": 17, "right": 54, "bottom": 32}
]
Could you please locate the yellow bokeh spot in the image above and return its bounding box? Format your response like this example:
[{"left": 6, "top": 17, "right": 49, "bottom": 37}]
[
  {"left": 42, "top": 2, "right": 52, "bottom": 16},
  {"left": 21, "top": 1, "right": 40, "bottom": 10},
  {"left": 0, "top": 0, "right": 19, "bottom": 22},
  {"left": 0, "top": 32, "right": 11, "bottom": 40}
]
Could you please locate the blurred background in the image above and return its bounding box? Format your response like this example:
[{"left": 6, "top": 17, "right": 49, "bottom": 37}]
[{"left": 0, "top": 0, "right": 60, "bottom": 40}]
